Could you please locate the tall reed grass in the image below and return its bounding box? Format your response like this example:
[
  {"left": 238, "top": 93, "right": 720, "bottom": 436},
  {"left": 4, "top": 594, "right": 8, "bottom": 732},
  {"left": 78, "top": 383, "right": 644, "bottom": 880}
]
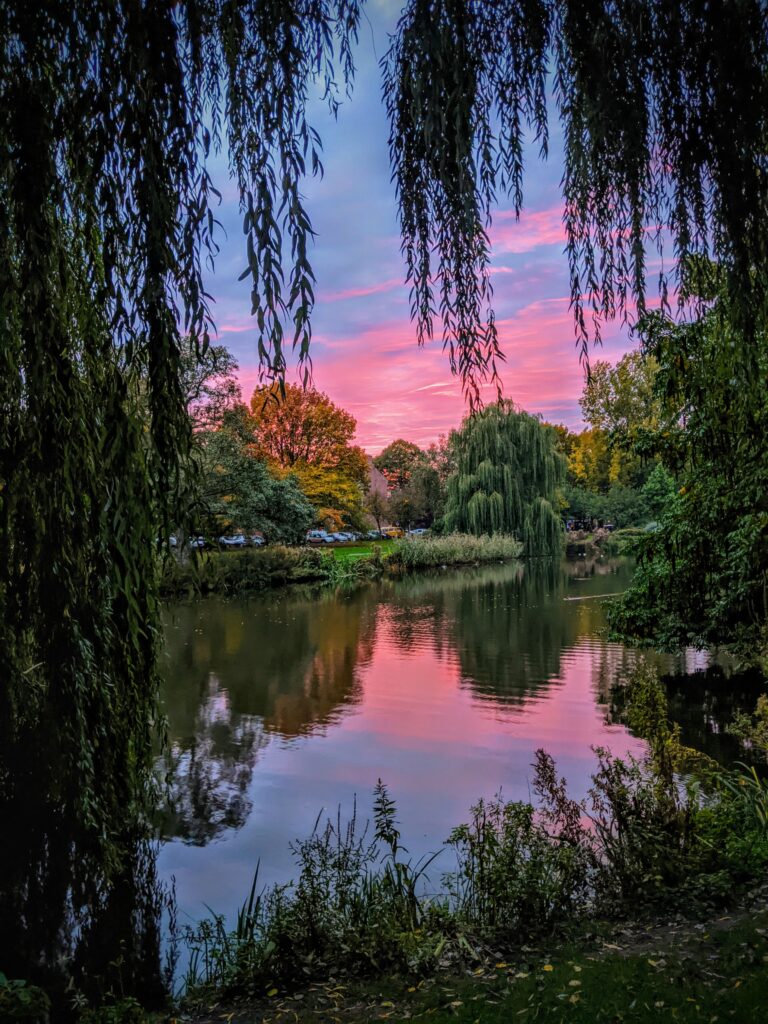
[{"left": 386, "top": 533, "right": 522, "bottom": 570}]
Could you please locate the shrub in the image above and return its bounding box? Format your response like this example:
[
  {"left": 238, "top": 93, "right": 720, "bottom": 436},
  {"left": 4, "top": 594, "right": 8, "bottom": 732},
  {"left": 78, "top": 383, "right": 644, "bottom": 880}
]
[{"left": 159, "top": 547, "right": 329, "bottom": 595}]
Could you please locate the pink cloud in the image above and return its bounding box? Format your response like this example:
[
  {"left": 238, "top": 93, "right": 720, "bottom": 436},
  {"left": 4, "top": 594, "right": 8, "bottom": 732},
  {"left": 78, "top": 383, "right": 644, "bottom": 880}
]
[
  {"left": 489, "top": 206, "right": 566, "bottom": 255},
  {"left": 321, "top": 277, "right": 404, "bottom": 302},
  {"left": 234, "top": 294, "right": 638, "bottom": 452}
]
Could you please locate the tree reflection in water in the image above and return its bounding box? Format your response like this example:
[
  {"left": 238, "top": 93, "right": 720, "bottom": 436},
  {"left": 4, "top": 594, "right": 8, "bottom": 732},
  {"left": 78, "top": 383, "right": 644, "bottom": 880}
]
[
  {"left": 0, "top": 744, "right": 173, "bottom": 1016},
  {"left": 156, "top": 590, "right": 378, "bottom": 844}
]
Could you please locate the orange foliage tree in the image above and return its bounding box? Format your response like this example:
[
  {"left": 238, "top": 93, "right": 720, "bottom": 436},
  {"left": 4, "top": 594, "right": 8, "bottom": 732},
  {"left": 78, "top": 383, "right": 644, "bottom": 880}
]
[{"left": 250, "top": 384, "right": 368, "bottom": 529}]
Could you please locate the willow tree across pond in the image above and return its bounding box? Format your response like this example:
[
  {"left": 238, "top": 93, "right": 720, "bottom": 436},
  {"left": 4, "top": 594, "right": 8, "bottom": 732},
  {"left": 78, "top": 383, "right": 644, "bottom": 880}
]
[{"left": 443, "top": 403, "right": 564, "bottom": 556}]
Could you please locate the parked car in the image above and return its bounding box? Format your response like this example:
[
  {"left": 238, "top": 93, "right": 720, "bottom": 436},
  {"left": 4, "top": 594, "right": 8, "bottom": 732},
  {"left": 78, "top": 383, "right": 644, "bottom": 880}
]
[
  {"left": 189, "top": 536, "right": 205, "bottom": 550},
  {"left": 381, "top": 526, "right": 405, "bottom": 539},
  {"left": 250, "top": 534, "right": 266, "bottom": 547},
  {"left": 218, "top": 534, "right": 247, "bottom": 548},
  {"left": 407, "top": 528, "right": 428, "bottom": 537},
  {"left": 367, "top": 530, "right": 381, "bottom": 539},
  {"left": 331, "top": 532, "right": 351, "bottom": 542},
  {"left": 306, "top": 529, "right": 329, "bottom": 544}
]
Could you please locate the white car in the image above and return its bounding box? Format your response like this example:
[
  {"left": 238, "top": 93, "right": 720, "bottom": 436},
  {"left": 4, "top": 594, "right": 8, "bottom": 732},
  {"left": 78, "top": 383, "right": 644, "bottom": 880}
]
[{"left": 218, "top": 534, "right": 247, "bottom": 548}]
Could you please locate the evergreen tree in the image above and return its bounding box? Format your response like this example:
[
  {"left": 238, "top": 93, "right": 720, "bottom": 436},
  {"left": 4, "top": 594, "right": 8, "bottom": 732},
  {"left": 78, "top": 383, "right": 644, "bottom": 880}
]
[{"left": 443, "top": 403, "right": 565, "bottom": 556}]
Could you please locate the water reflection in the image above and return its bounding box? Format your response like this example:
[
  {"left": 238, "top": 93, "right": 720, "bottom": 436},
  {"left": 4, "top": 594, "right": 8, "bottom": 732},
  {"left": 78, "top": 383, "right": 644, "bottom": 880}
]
[
  {"left": 0, "top": 745, "right": 172, "bottom": 1017},
  {"left": 158, "top": 592, "right": 378, "bottom": 844},
  {"left": 156, "top": 555, "right": 748, "bottom": 948}
]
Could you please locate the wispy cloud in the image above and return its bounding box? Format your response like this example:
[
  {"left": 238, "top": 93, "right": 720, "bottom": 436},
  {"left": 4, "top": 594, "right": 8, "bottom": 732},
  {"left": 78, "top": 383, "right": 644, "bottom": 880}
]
[{"left": 321, "top": 277, "right": 404, "bottom": 302}]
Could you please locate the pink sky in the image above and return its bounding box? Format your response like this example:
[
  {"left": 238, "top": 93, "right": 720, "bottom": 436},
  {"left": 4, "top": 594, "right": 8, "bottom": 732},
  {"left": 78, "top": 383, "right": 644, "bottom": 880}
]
[{"left": 204, "top": 3, "right": 643, "bottom": 454}]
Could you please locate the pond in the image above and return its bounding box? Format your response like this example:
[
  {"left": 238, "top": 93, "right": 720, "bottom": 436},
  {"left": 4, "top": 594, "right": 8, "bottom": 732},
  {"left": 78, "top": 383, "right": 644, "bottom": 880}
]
[{"left": 156, "top": 556, "right": 756, "bottom": 935}]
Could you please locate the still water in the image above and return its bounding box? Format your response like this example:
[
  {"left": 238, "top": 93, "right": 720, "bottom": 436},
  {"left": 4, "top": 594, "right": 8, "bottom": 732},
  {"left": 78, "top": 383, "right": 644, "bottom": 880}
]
[{"left": 157, "top": 557, "right": 753, "bottom": 931}]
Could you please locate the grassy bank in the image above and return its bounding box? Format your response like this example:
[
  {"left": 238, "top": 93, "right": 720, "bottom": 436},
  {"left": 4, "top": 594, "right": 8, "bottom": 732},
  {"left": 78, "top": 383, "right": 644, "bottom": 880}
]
[
  {"left": 159, "top": 534, "right": 523, "bottom": 596},
  {"left": 387, "top": 533, "right": 522, "bottom": 570},
  {"left": 187, "top": 906, "right": 768, "bottom": 1022}
]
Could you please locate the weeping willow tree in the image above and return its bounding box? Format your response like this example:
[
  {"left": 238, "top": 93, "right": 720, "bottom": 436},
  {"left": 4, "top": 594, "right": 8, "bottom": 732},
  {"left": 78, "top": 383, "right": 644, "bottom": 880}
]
[
  {"left": 0, "top": 0, "right": 363, "bottom": 999},
  {"left": 3, "top": 0, "right": 768, "bottom": 966},
  {"left": 443, "top": 403, "right": 565, "bottom": 556}
]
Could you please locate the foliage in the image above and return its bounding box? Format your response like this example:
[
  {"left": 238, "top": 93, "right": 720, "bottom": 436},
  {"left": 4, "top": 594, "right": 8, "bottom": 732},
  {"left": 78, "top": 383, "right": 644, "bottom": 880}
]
[
  {"left": 198, "top": 407, "right": 315, "bottom": 543},
  {"left": 580, "top": 353, "right": 662, "bottom": 443},
  {"left": 610, "top": 305, "right": 768, "bottom": 661},
  {"left": 639, "top": 463, "right": 676, "bottom": 521},
  {"left": 385, "top": 0, "right": 768, "bottom": 405},
  {"left": 443, "top": 403, "right": 564, "bottom": 555},
  {"left": 365, "top": 489, "right": 389, "bottom": 532},
  {"left": 277, "top": 463, "right": 368, "bottom": 532},
  {"left": 250, "top": 384, "right": 368, "bottom": 529},
  {"left": 160, "top": 547, "right": 330, "bottom": 596},
  {"left": 387, "top": 533, "right": 522, "bottom": 571},
  {"left": 181, "top": 342, "right": 242, "bottom": 432},
  {"left": 251, "top": 384, "right": 367, "bottom": 480},
  {"left": 0, "top": 975, "right": 50, "bottom": 1022},
  {"left": 727, "top": 695, "right": 768, "bottom": 761},
  {"left": 446, "top": 786, "right": 592, "bottom": 938},
  {"left": 0, "top": 1, "right": 362, "bottom": 973},
  {"left": 394, "top": 463, "right": 444, "bottom": 527},
  {"left": 373, "top": 439, "right": 425, "bottom": 490}
]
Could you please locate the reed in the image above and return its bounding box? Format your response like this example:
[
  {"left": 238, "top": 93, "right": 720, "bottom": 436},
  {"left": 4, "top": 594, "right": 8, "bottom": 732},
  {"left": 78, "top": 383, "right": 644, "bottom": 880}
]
[{"left": 386, "top": 533, "right": 523, "bottom": 570}]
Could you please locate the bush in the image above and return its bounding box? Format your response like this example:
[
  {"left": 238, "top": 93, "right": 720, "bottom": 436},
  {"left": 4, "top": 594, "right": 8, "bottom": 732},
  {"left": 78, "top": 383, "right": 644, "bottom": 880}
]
[
  {"left": 386, "top": 533, "right": 522, "bottom": 571},
  {"left": 159, "top": 546, "right": 329, "bottom": 595}
]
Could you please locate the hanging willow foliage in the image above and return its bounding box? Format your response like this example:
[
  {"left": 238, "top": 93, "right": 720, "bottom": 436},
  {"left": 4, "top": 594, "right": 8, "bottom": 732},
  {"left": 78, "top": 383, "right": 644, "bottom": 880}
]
[
  {"left": 384, "top": 0, "right": 768, "bottom": 403},
  {"left": 0, "top": 1, "right": 362, "bottom": 871},
  {"left": 443, "top": 402, "right": 565, "bottom": 556}
]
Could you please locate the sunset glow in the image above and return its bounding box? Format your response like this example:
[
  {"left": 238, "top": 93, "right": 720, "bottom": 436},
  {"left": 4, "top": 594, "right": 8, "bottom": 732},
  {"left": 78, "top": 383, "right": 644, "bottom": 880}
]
[{"left": 202, "top": 3, "right": 640, "bottom": 453}]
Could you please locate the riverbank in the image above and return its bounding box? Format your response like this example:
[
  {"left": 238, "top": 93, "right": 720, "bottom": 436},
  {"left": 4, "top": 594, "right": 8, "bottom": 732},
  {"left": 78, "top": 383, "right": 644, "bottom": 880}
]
[
  {"left": 159, "top": 534, "right": 524, "bottom": 596},
  {"left": 565, "top": 526, "right": 646, "bottom": 559},
  {"left": 187, "top": 894, "right": 768, "bottom": 1023}
]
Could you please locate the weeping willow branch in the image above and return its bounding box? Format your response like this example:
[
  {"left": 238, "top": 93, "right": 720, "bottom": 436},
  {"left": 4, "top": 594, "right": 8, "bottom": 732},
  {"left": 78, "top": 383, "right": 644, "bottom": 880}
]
[
  {"left": 0, "top": 0, "right": 361, "bottom": 866},
  {"left": 385, "top": 0, "right": 768, "bottom": 391}
]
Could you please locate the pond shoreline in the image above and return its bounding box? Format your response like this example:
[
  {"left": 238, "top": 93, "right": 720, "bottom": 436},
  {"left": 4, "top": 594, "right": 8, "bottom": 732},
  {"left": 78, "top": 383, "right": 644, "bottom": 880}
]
[
  {"left": 183, "top": 889, "right": 768, "bottom": 1024},
  {"left": 159, "top": 534, "right": 525, "bottom": 597}
]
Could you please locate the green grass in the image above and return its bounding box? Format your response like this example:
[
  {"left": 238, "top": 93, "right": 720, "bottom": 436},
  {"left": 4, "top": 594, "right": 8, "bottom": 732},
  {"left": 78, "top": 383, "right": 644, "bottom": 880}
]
[
  {"left": 331, "top": 540, "right": 395, "bottom": 562},
  {"left": 402, "top": 922, "right": 768, "bottom": 1023}
]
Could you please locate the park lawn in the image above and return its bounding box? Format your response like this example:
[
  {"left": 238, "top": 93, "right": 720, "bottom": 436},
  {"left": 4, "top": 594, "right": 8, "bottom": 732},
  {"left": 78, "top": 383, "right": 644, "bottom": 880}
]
[{"left": 331, "top": 541, "right": 395, "bottom": 561}]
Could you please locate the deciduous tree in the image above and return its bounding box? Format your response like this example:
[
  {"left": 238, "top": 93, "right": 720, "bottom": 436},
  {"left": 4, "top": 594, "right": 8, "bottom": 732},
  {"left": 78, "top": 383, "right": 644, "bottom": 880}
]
[{"left": 373, "top": 439, "right": 425, "bottom": 490}]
